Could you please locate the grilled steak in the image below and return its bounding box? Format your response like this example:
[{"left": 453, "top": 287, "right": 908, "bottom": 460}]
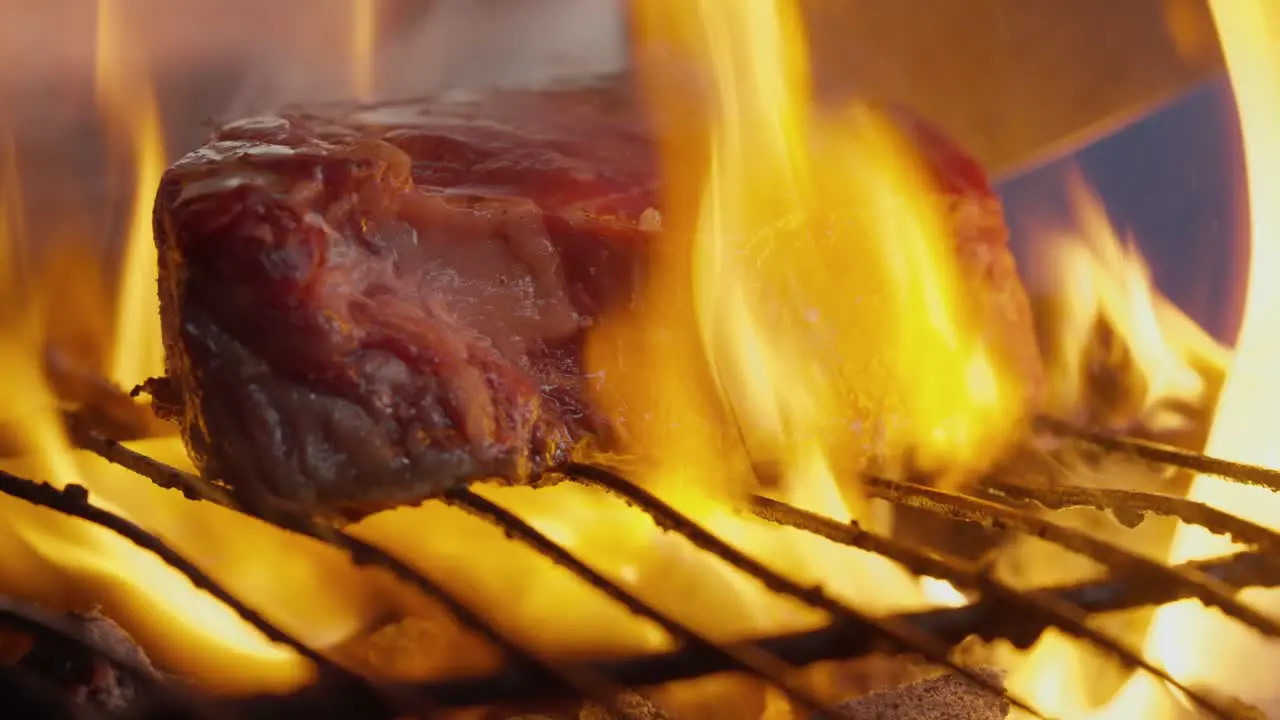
[{"left": 150, "top": 75, "right": 1042, "bottom": 521}]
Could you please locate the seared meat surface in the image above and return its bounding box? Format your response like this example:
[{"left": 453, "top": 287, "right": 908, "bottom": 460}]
[{"left": 151, "top": 76, "right": 1041, "bottom": 521}]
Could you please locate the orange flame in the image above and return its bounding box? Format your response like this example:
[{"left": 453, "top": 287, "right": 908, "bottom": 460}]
[
  {"left": 351, "top": 0, "right": 377, "bottom": 101},
  {"left": 570, "top": 0, "right": 1030, "bottom": 670},
  {"left": 0, "top": 1, "right": 401, "bottom": 695},
  {"left": 1096, "top": 1, "right": 1280, "bottom": 715},
  {"left": 597, "top": 0, "right": 1026, "bottom": 516},
  {"left": 0, "top": 2, "right": 1267, "bottom": 716},
  {"left": 1031, "top": 171, "right": 1230, "bottom": 432},
  {"left": 95, "top": 0, "right": 166, "bottom": 388}
]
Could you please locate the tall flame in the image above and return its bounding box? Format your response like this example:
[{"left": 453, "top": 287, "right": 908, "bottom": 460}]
[
  {"left": 603, "top": 0, "right": 1025, "bottom": 519},
  {"left": 351, "top": 0, "right": 377, "bottom": 101},
  {"left": 1105, "top": 1, "right": 1280, "bottom": 715},
  {"left": 95, "top": 0, "right": 167, "bottom": 388},
  {"left": 0, "top": 1, "right": 398, "bottom": 694},
  {"left": 1034, "top": 173, "right": 1213, "bottom": 431}
]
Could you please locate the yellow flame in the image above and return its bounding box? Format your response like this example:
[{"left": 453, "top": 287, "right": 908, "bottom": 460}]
[
  {"left": 1137, "top": 0, "right": 1280, "bottom": 708},
  {"left": 0, "top": 2, "right": 414, "bottom": 694},
  {"left": 0, "top": 157, "right": 327, "bottom": 692},
  {"left": 352, "top": 0, "right": 377, "bottom": 101},
  {"left": 1084, "top": 1, "right": 1280, "bottom": 716},
  {"left": 95, "top": 0, "right": 166, "bottom": 389},
  {"left": 1034, "top": 172, "right": 1218, "bottom": 431},
  {"left": 918, "top": 576, "right": 968, "bottom": 608},
  {"left": 604, "top": 0, "right": 1024, "bottom": 517}
]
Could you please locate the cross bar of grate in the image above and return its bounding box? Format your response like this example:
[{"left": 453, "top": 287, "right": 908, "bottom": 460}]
[
  {"left": 861, "top": 473, "right": 1280, "bottom": 638},
  {"left": 558, "top": 462, "right": 1040, "bottom": 716},
  {"left": 443, "top": 486, "right": 842, "bottom": 718},
  {"left": 47, "top": 422, "right": 1280, "bottom": 718},
  {"left": 209, "top": 547, "right": 1274, "bottom": 714},
  {"left": 746, "top": 493, "right": 1241, "bottom": 719},
  {"left": 1035, "top": 414, "right": 1280, "bottom": 492},
  {"left": 74, "top": 425, "right": 1034, "bottom": 712},
  {"left": 0, "top": 470, "right": 419, "bottom": 718},
  {"left": 2, "top": 452, "right": 1278, "bottom": 716},
  {"left": 985, "top": 478, "right": 1280, "bottom": 554}
]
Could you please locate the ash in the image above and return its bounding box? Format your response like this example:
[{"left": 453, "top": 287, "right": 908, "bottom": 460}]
[{"left": 815, "top": 667, "right": 1009, "bottom": 720}]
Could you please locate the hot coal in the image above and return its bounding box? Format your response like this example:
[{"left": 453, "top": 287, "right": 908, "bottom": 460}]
[
  {"left": 149, "top": 74, "right": 1043, "bottom": 521},
  {"left": 0, "top": 604, "right": 158, "bottom": 717},
  {"left": 815, "top": 667, "right": 1009, "bottom": 720}
]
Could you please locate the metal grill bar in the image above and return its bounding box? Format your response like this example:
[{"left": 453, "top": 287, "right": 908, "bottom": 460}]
[
  {"left": 36, "top": 416, "right": 1280, "bottom": 718},
  {"left": 747, "top": 493, "right": 1241, "bottom": 719},
  {"left": 392, "top": 547, "right": 1280, "bottom": 710},
  {"left": 1035, "top": 415, "right": 1280, "bottom": 492},
  {"left": 0, "top": 476, "right": 336, "bottom": 678},
  {"left": 313, "top": 525, "right": 634, "bottom": 716},
  {"left": 66, "top": 419, "right": 232, "bottom": 506},
  {"left": 444, "top": 487, "right": 840, "bottom": 716},
  {"left": 65, "top": 424, "right": 631, "bottom": 714},
  {"left": 0, "top": 470, "right": 414, "bottom": 718},
  {"left": 1, "top": 456, "right": 1278, "bottom": 715},
  {"left": 862, "top": 474, "right": 1280, "bottom": 638},
  {"left": 986, "top": 479, "right": 1280, "bottom": 553},
  {"left": 559, "top": 462, "right": 1041, "bottom": 717}
]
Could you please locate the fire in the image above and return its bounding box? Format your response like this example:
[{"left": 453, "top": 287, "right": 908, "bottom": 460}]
[
  {"left": 1007, "top": 2, "right": 1280, "bottom": 717},
  {"left": 602, "top": 0, "right": 1026, "bottom": 509},
  {"left": 0, "top": 1, "right": 1270, "bottom": 717},
  {"left": 95, "top": 0, "right": 166, "bottom": 388},
  {"left": 351, "top": 0, "right": 377, "bottom": 100},
  {"left": 1101, "top": 0, "right": 1280, "bottom": 715},
  {"left": 0, "top": 1, "right": 401, "bottom": 694},
  {"left": 1031, "top": 172, "right": 1226, "bottom": 431}
]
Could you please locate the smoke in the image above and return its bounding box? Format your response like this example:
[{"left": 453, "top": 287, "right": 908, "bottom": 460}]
[
  {"left": 382, "top": 0, "right": 629, "bottom": 96},
  {"left": 0, "top": 0, "right": 627, "bottom": 257},
  {"left": 1, "top": 0, "right": 628, "bottom": 128}
]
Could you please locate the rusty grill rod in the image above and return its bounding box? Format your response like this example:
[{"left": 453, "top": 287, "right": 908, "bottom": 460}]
[
  {"left": 444, "top": 486, "right": 842, "bottom": 718},
  {"left": 65, "top": 427, "right": 676, "bottom": 715},
  {"left": 65, "top": 422, "right": 1280, "bottom": 716},
  {"left": 78, "top": 426, "right": 1035, "bottom": 715},
  {"left": 985, "top": 479, "right": 1280, "bottom": 555},
  {"left": 2, "top": 446, "right": 1278, "bottom": 715},
  {"left": 558, "top": 462, "right": 1042, "bottom": 717},
  {"left": 0, "top": 471, "right": 423, "bottom": 718},
  {"left": 296, "top": 523, "right": 635, "bottom": 715},
  {"left": 365, "top": 547, "right": 1279, "bottom": 710},
  {"left": 861, "top": 474, "right": 1280, "bottom": 639},
  {"left": 1035, "top": 414, "right": 1280, "bottom": 492},
  {"left": 65, "top": 421, "right": 233, "bottom": 507},
  {"left": 746, "top": 493, "right": 1243, "bottom": 720}
]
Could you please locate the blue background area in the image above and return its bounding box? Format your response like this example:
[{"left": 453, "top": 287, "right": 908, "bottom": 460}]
[{"left": 998, "top": 77, "right": 1246, "bottom": 346}]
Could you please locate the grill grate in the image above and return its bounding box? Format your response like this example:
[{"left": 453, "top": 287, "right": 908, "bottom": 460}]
[{"left": 5, "top": 409, "right": 1280, "bottom": 719}]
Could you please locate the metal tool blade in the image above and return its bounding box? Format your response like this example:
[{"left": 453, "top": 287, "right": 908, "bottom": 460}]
[
  {"left": 802, "top": 0, "right": 1225, "bottom": 179},
  {"left": 391, "top": 1, "right": 1222, "bottom": 180}
]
